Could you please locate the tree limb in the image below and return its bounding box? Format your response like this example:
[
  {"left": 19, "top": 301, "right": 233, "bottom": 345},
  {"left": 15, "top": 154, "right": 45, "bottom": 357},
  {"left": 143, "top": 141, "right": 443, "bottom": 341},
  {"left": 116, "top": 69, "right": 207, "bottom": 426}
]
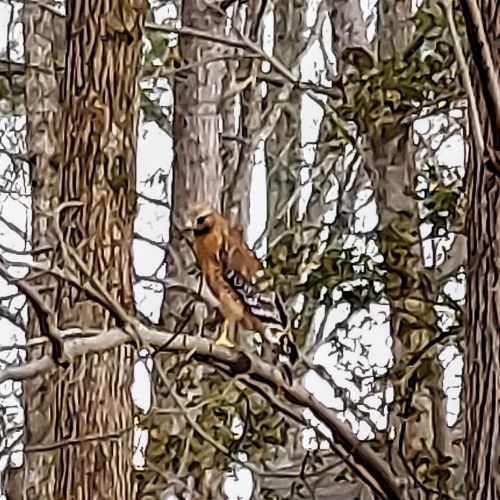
[
  {"left": 459, "top": 0, "right": 500, "bottom": 172},
  {"left": 0, "top": 242, "right": 411, "bottom": 498},
  {"left": 0, "top": 321, "right": 408, "bottom": 499}
]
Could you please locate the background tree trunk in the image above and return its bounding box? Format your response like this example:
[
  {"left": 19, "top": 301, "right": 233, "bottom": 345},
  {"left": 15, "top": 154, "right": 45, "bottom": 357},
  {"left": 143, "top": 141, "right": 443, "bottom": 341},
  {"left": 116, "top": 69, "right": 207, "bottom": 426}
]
[
  {"left": 6, "top": 1, "right": 146, "bottom": 498},
  {"left": 372, "top": 0, "right": 448, "bottom": 488},
  {"left": 160, "top": 0, "right": 228, "bottom": 327},
  {"left": 146, "top": 1, "right": 231, "bottom": 497},
  {"left": 5, "top": 1, "right": 64, "bottom": 494},
  {"left": 266, "top": 0, "right": 307, "bottom": 236}
]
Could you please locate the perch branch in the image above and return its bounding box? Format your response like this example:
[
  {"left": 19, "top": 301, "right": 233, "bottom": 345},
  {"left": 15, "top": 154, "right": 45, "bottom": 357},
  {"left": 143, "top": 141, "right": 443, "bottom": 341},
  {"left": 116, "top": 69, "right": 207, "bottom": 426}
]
[
  {"left": 0, "top": 249, "right": 409, "bottom": 499},
  {"left": 0, "top": 321, "right": 407, "bottom": 499}
]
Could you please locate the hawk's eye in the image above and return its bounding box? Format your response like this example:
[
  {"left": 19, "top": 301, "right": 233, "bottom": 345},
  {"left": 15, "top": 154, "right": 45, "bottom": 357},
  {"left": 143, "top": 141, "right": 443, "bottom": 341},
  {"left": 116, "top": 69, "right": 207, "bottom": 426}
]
[{"left": 196, "top": 215, "right": 206, "bottom": 225}]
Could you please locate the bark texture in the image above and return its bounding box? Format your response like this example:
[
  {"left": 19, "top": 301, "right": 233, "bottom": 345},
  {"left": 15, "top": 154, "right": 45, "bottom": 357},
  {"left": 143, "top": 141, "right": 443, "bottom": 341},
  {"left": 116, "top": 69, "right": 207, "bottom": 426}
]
[
  {"left": 461, "top": 0, "right": 500, "bottom": 497},
  {"left": 145, "top": 1, "right": 229, "bottom": 497},
  {"left": 6, "top": 1, "right": 146, "bottom": 498},
  {"left": 169, "top": 0, "right": 227, "bottom": 218},
  {"left": 376, "top": 5, "right": 449, "bottom": 491},
  {"left": 465, "top": 139, "right": 500, "bottom": 500},
  {"left": 5, "top": 0, "right": 64, "bottom": 495},
  {"left": 159, "top": 0, "right": 228, "bottom": 326}
]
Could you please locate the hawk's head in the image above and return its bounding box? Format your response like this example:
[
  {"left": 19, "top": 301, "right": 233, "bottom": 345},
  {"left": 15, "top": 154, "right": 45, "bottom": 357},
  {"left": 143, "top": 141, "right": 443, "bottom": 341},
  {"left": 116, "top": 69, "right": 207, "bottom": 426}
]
[{"left": 184, "top": 204, "right": 220, "bottom": 237}]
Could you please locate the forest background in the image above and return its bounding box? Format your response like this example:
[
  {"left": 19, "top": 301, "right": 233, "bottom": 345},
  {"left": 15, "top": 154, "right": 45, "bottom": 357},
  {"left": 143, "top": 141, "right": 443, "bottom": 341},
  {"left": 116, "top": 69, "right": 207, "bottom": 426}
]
[{"left": 0, "top": 0, "right": 498, "bottom": 498}]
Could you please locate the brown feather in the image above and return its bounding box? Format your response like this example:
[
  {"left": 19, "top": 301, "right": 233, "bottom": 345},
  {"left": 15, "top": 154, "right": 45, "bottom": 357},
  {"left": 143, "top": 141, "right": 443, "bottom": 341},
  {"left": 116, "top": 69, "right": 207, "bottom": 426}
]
[
  {"left": 188, "top": 207, "right": 246, "bottom": 329},
  {"left": 223, "top": 225, "right": 261, "bottom": 283},
  {"left": 187, "top": 205, "right": 291, "bottom": 342}
]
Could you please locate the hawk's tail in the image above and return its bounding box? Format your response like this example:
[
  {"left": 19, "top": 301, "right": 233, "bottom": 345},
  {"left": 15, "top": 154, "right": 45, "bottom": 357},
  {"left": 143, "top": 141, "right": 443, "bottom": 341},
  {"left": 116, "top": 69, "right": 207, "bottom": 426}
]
[
  {"left": 277, "top": 332, "right": 299, "bottom": 385},
  {"left": 268, "top": 293, "right": 298, "bottom": 384},
  {"left": 260, "top": 328, "right": 299, "bottom": 384}
]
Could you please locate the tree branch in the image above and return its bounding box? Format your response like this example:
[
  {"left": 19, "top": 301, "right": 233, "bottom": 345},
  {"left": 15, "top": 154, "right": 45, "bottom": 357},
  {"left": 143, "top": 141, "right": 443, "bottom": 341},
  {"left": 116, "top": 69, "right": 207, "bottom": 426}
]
[
  {"left": 443, "top": 0, "right": 484, "bottom": 153},
  {"left": 0, "top": 240, "right": 410, "bottom": 498},
  {"left": 459, "top": 0, "right": 500, "bottom": 168},
  {"left": 0, "top": 321, "right": 408, "bottom": 499}
]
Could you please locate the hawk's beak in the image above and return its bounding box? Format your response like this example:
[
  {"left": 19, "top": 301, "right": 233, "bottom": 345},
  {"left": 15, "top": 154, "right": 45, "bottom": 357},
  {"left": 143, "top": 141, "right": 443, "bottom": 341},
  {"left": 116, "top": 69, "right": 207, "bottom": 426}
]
[{"left": 181, "top": 219, "right": 194, "bottom": 233}]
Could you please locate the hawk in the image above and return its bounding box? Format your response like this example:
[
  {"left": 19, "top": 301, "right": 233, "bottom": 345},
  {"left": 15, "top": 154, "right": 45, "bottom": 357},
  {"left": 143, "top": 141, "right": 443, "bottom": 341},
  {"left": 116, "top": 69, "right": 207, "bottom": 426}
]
[{"left": 184, "top": 205, "right": 299, "bottom": 381}]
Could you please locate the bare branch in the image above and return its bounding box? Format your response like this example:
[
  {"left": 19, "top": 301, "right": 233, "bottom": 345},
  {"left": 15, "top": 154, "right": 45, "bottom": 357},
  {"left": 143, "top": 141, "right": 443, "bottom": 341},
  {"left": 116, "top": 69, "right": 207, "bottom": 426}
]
[
  {"left": 443, "top": 0, "right": 483, "bottom": 152},
  {"left": 458, "top": 0, "right": 500, "bottom": 149},
  {"left": 0, "top": 316, "right": 407, "bottom": 499},
  {"left": 0, "top": 303, "right": 26, "bottom": 331},
  {"left": 0, "top": 255, "right": 65, "bottom": 362}
]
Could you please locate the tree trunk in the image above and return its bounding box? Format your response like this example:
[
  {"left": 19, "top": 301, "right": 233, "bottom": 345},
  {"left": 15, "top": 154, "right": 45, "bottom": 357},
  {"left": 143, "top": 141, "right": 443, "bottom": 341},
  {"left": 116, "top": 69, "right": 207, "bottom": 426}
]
[
  {"left": 461, "top": 0, "right": 500, "bottom": 497},
  {"left": 160, "top": 0, "right": 228, "bottom": 318},
  {"left": 371, "top": 130, "right": 447, "bottom": 491},
  {"left": 6, "top": 1, "right": 146, "bottom": 498},
  {"left": 371, "top": 19, "right": 449, "bottom": 499},
  {"left": 266, "top": 0, "right": 307, "bottom": 236},
  {"left": 159, "top": 0, "right": 228, "bottom": 350},
  {"left": 145, "top": 1, "right": 229, "bottom": 497},
  {"left": 465, "top": 134, "right": 500, "bottom": 500},
  {"left": 5, "top": 1, "right": 64, "bottom": 494},
  {"left": 169, "top": 0, "right": 228, "bottom": 219}
]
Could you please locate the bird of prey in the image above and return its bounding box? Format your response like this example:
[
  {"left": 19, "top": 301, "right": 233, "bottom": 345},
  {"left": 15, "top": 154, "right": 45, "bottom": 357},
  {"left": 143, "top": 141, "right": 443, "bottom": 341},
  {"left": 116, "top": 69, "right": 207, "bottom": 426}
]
[{"left": 184, "top": 204, "right": 298, "bottom": 382}]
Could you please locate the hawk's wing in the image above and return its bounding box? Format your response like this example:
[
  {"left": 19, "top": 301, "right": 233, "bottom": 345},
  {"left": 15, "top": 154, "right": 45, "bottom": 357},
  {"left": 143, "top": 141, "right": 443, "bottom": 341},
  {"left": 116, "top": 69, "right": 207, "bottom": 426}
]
[
  {"left": 224, "top": 267, "right": 288, "bottom": 329},
  {"left": 221, "top": 226, "right": 288, "bottom": 329}
]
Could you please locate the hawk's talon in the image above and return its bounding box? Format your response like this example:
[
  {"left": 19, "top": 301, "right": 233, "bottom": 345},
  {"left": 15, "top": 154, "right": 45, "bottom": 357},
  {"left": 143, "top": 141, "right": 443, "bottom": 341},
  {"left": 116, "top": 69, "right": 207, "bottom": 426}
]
[
  {"left": 216, "top": 323, "right": 235, "bottom": 348},
  {"left": 216, "top": 335, "right": 235, "bottom": 348}
]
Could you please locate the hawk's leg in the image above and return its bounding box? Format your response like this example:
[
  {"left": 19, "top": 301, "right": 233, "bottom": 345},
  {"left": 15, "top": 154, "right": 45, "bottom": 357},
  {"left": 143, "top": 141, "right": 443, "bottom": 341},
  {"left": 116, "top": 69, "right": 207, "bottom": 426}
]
[{"left": 216, "top": 320, "right": 235, "bottom": 348}]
